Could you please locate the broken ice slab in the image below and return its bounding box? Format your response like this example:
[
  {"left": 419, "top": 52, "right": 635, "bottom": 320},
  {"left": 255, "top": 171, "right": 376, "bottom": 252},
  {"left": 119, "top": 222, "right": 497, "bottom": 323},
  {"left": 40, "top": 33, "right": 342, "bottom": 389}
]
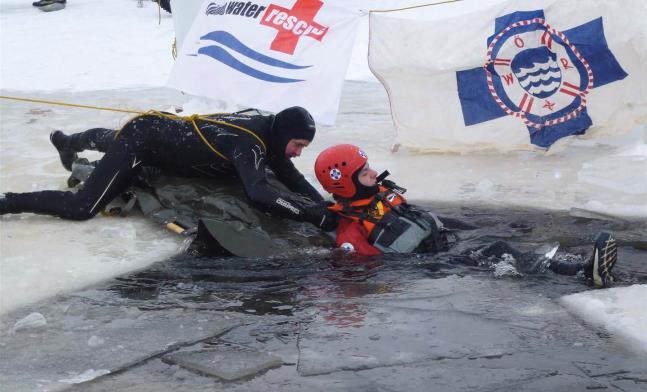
[
  {"left": 0, "top": 305, "right": 242, "bottom": 392},
  {"left": 572, "top": 361, "right": 630, "bottom": 378},
  {"left": 163, "top": 345, "right": 282, "bottom": 381},
  {"left": 295, "top": 276, "right": 584, "bottom": 377},
  {"left": 296, "top": 303, "right": 518, "bottom": 376},
  {"left": 12, "top": 312, "right": 47, "bottom": 332},
  {"left": 569, "top": 207, "right": 624, "bottom": 222}
]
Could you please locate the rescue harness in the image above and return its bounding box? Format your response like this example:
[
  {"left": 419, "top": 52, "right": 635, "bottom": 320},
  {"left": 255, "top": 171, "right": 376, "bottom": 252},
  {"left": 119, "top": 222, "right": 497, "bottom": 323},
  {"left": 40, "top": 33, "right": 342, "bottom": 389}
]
[{"left": 328, "top": 173, "right": 452, "bottom": 253}]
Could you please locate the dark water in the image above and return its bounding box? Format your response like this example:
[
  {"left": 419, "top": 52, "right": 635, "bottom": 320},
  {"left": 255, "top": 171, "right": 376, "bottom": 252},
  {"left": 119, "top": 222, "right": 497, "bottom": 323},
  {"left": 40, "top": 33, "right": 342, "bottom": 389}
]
[
  {"left": 74, "top": 205, "right": 646, "bottom": 391},
  {"left": 107, "top": 203, "right": 647, "bottom": 317}
]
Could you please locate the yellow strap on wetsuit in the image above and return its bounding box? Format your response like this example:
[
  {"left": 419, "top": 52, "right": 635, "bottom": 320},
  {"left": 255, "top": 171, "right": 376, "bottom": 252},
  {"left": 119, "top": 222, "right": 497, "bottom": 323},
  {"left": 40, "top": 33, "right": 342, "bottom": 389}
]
[
  {"left": 114, "top": 111, "right": 267, "bottom": 162},
  {"left": 190, "top": 116, "right": 268, "bottom": 161}
]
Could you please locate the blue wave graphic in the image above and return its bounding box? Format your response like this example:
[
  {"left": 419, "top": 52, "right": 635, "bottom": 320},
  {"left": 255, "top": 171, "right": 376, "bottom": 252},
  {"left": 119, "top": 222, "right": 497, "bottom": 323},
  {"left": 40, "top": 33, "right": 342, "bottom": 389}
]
[
  {"left": 516, "top": 67, "right": 561, "bottom": 83},
  {"left": 511, "top": 47, "right": 557, "bottom": 73},
  {"left": 198, "top": 46, "right": 304, "bottom": 83},
  {"left": 522, "top": 76, "right": 562, "bottom": 89},
  {"left": 200, "top": 31, "right": 311, "bottom": 70}
]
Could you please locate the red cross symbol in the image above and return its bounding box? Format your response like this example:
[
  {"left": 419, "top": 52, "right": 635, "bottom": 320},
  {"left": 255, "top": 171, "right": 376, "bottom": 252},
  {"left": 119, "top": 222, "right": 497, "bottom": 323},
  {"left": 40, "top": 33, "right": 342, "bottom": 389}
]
[{"left": 260, "top": 0, "right": 329, "bottom": 55}]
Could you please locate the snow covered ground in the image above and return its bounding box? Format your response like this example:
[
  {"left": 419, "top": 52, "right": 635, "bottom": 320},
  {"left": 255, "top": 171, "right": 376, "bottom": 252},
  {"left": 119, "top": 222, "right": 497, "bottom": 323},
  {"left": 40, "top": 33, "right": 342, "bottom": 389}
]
[{"left": 1, "top": 0, "right": 646, "bottom": 359}]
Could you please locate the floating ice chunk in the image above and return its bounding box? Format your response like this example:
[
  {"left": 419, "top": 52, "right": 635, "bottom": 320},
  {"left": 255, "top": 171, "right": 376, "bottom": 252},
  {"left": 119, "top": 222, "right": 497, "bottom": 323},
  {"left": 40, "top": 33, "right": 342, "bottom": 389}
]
[
  {"left": 58, "top": 369, "right": 110, "bottom": 384},
  {"left": 561, "top": 284, "right": 647, "bottom": 355},
  {"left": 569, "top": 207, "right": 622, "bottom": 221},
  {"left": 493, "top": 254, "right": 522, "bottom": 278},
  {"left": 13, "top": 312, "right": 47, "bottom": 332},
  {"left": 544, "top": 245, "right": 559, "bottom": 259},
  {"left": 475, "top": 179, "right": 495, "bottom": 196},
  {"left": 87, "top": 335, "right": 105, "bottom": 347},
  {"left": 532, "top": 243, "right": 559, "bottom": 259},
  {"left": 164, "top": 347, "right": 282, "bottom": 381},
  {"left": 579, "top": 200, "right": 647, "bottom": 219}
]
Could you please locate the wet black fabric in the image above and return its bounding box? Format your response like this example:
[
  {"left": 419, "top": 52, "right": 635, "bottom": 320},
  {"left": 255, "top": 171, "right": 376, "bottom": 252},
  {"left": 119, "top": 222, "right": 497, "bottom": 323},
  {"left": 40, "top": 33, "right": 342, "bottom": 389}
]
[
  {"left": 66, "top": 128, "right": 116, "bottom": 152},
  {"left": 270, "top": 106, "right": 316, "bottom": 159},
  {"left": 4, "top": 113, "right": 325, "bottom": 222},
  {"left": 349, "top": 168, "right": 379, "bottom": 201},
  {"left": 479, "top": 240, "right": 584, "bottom": 276}
]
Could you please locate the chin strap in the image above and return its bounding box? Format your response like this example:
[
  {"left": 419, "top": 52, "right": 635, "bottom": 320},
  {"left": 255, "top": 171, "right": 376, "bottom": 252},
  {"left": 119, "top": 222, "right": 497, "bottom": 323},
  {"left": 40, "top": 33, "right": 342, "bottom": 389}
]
[{"left": 376, "top": 170, "right": 407, "bottom": 194}]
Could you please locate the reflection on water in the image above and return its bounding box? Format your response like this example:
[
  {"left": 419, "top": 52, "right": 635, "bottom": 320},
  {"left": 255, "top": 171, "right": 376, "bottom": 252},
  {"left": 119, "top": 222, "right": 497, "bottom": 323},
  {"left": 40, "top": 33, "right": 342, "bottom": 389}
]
[{"left": 104, "top": 204, "right": 646, "bottom": 319}]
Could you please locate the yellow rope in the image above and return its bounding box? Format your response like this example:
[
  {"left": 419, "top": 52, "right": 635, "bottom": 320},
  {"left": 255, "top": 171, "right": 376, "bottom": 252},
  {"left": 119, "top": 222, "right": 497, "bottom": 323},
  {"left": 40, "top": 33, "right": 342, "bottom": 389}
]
[
  {"left": 187, "top": 116, "right": 229, "bottom": 161},
  {"left": 172, "top": 37, "right": 177, "bottom": 60},
  {"left": 1, "top": 95, "right": 266, "bottom": 162},
  {"left": 194, "top": 117, "right": 268, "bottom": 154},
  {"left": 369, "top": 0, "right": 463, "bottom": 13},
  {"left": 157, "top": 0, "right": 162, "bottom": 25},
  {"left": 0, "top": 95, "right": 145, "bottom": 115}
]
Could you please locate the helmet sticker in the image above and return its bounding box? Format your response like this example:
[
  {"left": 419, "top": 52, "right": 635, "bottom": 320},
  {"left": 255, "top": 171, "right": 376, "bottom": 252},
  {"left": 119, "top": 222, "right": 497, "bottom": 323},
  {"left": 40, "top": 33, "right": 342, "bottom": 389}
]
[
  {"left": 329, "top": 168, "right": 342, "bottom": 181},
  {"left": 340, "top": 242, "right": 355, "bottom": 253},
  {"left": 358, "top": 149, "right": 367, "bottom": 159}
]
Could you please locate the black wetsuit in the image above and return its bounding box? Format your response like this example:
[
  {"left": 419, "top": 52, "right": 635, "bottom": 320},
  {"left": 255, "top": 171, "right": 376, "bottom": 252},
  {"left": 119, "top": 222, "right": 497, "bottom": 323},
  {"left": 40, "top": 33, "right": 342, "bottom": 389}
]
[{"left": 3, "top": 113, "right": 327, "bottom": 223}]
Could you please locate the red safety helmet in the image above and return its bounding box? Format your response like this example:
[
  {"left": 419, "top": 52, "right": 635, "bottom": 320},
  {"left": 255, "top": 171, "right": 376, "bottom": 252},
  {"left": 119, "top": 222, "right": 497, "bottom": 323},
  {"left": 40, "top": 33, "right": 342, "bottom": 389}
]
[{"left": 314, "top": 144, "right": 368, "bottom": 198}]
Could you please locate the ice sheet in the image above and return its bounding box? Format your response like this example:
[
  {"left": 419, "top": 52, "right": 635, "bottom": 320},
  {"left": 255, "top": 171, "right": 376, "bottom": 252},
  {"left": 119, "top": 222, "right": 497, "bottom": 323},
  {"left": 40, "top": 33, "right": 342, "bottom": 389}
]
[{"left": 561, "top": 285, "right": 647, "bottom": 355}]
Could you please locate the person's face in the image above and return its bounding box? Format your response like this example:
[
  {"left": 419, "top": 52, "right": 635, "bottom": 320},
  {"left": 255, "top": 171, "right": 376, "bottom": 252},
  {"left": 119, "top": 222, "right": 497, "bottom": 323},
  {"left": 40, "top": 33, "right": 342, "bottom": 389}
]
[
  {"left": 285, "top": 138, "right": 310, "bottom": 159},
  {"left": 357, "top": 163, "right": 378, "bottom": 187}
]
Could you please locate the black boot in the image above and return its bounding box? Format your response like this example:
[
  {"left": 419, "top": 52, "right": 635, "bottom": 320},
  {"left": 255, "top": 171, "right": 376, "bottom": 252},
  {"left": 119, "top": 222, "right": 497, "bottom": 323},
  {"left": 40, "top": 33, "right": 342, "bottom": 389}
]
[
  {"left": 0, "top": 193, "right": 18, "bottom": 215},
  {"left": 32, "top": 0, "right": 66, "bottom": 6},
  {"left": 50, "top": 130, "right": 78, "bottom": 172},
  {"left": 33, "top": 0, "right": 66, "bottom": 12},
  {"left": 0, "top": 194, "right": 7, "bottom": 215}
]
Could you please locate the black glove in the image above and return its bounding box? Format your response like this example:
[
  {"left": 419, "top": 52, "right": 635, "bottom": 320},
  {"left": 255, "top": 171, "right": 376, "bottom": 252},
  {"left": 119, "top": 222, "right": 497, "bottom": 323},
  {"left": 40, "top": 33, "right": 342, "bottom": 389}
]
[
  {"left": 304, "top": 204, "right": 338, "bottom": 231},
  {"left": 318, "top": 208, "right": 339, "bottom": 231}
]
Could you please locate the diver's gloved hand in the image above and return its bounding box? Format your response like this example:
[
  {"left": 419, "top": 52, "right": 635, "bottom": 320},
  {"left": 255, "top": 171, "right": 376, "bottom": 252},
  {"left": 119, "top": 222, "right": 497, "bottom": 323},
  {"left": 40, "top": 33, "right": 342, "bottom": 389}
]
[
  {"left": 304, "top": 204, "right": 338, "bottom": 231},
  {"left": 319, "top": 208, "right": 339, "bottom": 231}
]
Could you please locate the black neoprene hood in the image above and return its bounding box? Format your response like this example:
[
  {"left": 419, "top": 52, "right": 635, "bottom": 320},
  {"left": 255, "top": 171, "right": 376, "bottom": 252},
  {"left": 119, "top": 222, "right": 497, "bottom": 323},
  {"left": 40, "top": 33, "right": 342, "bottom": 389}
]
[
  {"left": 270, "top": 106, "right": 316, "bottom": 157},
  {"left": 350, "top": 166, "right": 379, "bottom": 201}
]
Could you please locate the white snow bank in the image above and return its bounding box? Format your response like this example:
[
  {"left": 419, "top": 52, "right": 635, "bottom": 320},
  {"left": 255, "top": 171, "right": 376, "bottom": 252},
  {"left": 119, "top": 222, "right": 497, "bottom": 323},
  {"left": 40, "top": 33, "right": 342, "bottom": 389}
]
[
  {"left": 0, "top": 0, "right": 176, "bottom": 91},
  {"left": 561, "top": 285, "right": 647, "bottom": 355}
]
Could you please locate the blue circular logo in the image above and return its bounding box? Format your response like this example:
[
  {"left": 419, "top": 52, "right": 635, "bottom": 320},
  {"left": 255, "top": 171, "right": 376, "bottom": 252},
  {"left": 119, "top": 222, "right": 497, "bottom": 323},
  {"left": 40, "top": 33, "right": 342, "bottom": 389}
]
[{"left": 484, "top": 18, "right": 593, "bottom": 129}]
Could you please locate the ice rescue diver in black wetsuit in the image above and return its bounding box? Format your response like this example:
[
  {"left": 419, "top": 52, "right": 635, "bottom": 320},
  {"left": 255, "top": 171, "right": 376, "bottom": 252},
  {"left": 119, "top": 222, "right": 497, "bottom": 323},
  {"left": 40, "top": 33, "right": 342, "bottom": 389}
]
[{"left": 0, "top": 107, "right": 338, "bottom": 230}]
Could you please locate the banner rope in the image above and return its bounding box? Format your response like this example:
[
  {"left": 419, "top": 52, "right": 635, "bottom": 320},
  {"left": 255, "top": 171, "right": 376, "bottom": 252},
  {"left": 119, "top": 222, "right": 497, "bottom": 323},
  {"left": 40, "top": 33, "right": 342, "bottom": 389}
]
[{"left": 369, "top": 0, "right": 463, "bottom": 13}]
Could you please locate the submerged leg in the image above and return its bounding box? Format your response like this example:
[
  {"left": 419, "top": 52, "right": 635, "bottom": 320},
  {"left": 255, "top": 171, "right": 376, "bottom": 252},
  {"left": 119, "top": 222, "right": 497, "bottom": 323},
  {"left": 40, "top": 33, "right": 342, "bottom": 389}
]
[
  {"left": 479, "top": 235, "right": 618, "bottom": 287},
  {"left": 480, "top": 240, "right": 523, "bottom": 259},
  {"left": 481, "top": 241, "right": 562, "bottom": 274}
]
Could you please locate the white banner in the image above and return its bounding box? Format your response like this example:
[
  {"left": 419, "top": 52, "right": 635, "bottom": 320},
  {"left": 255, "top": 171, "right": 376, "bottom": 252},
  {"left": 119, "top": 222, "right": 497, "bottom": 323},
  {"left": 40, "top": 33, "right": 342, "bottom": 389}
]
[
  {"left": 369, "top": 0, "right": 647, "bottom": 151},
  {"left": 168, "top": 0, "right": 362, "bottom": 125}
]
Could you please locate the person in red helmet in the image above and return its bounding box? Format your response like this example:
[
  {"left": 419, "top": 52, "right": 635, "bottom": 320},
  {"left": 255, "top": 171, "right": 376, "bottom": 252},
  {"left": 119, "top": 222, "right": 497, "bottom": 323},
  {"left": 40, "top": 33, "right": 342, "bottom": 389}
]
[
  {"left": 314, "top": 144, "right": 453, "bottom": 257},
  {"left": 314, "top": 144, "right": 619, "bottom": 288}
]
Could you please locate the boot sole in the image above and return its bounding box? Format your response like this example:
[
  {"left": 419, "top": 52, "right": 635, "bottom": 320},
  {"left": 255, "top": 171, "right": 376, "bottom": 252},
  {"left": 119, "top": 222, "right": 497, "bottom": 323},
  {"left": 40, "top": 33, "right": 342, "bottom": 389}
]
[{"left": 592, "top": 233, "right": 617, "bottom": 288}]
